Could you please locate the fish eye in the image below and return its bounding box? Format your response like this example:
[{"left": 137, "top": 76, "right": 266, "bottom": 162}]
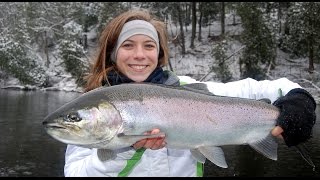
[{"left": 64, "top": 113, "right": 82, "bottom": 122}]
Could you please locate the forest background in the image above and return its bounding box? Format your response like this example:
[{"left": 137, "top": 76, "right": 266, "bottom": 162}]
[{"left": 0, "top": 2, "right": 319, "bottom": 103}]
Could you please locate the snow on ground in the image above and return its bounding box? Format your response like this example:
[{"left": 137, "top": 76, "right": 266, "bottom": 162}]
[{"left": 1, "top": 13, "right": 319, "bottom": 103}]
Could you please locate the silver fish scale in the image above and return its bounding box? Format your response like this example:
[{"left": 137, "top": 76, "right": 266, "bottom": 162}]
[
  {"left": 98, "top": 83, "right": 280, "bottom": 148},
  {"left": 45, "top": 83, "right": 316, "bottom": 168}
]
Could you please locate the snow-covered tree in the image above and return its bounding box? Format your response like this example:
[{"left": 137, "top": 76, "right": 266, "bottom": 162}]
[
  {"left": 0, "top": 35, "right": 45, "bottom": 85},
  {"left": 58, "top": 20, "right": 88, "bottom": 87},
  {"left": 0, "top": 2, "right": 46, "bottom": 85},
  {"left": 94, "top": 2, "right": 129, "bottom": 34},
  {"left": 237, "top": 2, "right": 276, "bottom": 80},
  {"left": 281, "top": 2, "right": 320, "bottom": 73},
  {"left": 211, "top": 40, "right": 232, "bottom": 82}
]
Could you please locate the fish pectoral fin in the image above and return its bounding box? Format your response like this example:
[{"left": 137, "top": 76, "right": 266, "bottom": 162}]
[
  {"left": 190, "top": 149, "right": 206, "bottom": 163},
  {"left": 198, "top": 146, "right": 228, "bottom": 168},
  {"left": 117, "top": 132, "right": 165, "bottom": 144},
  {"left": 97, "top": 149, "right": 116, "bottom": 161},
  {"left": 248, "top": 133, "right": 278, "bottom": 160}
]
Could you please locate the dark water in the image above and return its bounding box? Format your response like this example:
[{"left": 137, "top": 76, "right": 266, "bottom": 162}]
[
  {"left": 0, "top": 89, "right": 319, "bottom": 177},
  {"left": 0, "top": 90, "right": 80, "bottom": 177}
]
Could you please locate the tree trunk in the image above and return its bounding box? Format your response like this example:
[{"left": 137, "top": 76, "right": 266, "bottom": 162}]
[
  {"left": 177, "top": 3, "right": 186, "bottom": 55},
  {"left": 284, "top": 2, "right": 291, "bottom": 35},
  {"left": 44, "top": 30, "right": 49, "bottom": 68},
  {"left": 44, "top": 30, "right": 50, "bottom": 87},
  {"left": 187, "top": 3, "right": 192, "bottom": 31},
  {"left": 185, "top": 3, "right": 188, "bottom": 32},
  {"left": 308, "top": 16, "right": 315, "bottom": 73},
  {"left": 198, "top": 2, "right": 203, "bottom": 42},
  {"left": 308, "top": 41, "right": 314, "bottom": 73},
  {"left": 221, "top": 2, "right": 225, "bottom": 36},
  {"left": 308, "top": 2, "right": 315, "bottom": 73},
  {"left": 83, "top": 34, "right": 88, "bottom": 50},
  {"left": 190, "top": 1, "right": 196, "bottom": 49},
  {"left": 278, "top": 2, "right": 282, "bottom": 34}
]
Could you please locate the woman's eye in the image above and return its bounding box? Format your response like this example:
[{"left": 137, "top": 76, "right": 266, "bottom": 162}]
[
  {"left": 145, "top": 44, "right": 156, "bottom": 49},
  {"left": 122, "top": 43, "right": 133, "bottom": 48}
]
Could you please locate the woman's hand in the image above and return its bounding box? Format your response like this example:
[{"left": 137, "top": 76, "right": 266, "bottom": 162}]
[
  {"left": 132, "top": 129, "right": 166, "bottom": 150},
  {"left": 271, "top": 126, "right": 284, "bottom": 139},
  {"left": 272, "top": 88, "right": 316, "bottom": 147}
]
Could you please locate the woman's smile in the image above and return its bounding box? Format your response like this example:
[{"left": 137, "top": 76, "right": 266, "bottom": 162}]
[
  {"left": 116, "top": 34, "right": 158, "bottom": 82},
  {"left": 129, "top": 64, "right": 149, "bottom": 71}
]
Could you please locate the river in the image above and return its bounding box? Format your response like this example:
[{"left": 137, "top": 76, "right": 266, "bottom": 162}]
[{"left": 0, "top": 89, "right": 319, "bottom": 177}]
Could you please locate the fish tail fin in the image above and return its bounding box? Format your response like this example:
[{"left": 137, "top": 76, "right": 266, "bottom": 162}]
[
  {"left": 292, "top": 143, "right": 316, "bottom": 170},
  {"left": 249, "top": 133, "right": 278, "bottom": 160}
]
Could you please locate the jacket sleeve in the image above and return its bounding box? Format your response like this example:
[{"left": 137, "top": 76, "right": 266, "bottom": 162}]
[
  {"left": 178, "top": 76, "right": 302, "bottom": 102},
  {"left": 64, "top": 145, "right": 133, "bottom": 177},
  {"left": 64, "top": 145, "right": 92, "bottom": 176}
]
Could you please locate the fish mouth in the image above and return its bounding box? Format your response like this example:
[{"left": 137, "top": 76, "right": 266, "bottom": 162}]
[
  {"left": 43, "top": 121, "right": 66, "bottom": 129},
  {"left": 43, "top": 121, "right": 86, "bottom": 143},
  {"left": 43, "top": 121, "right": 103, "bottom": 146},
  {"left": 43, "top": 121, "right": 81, "bottom": 132}
]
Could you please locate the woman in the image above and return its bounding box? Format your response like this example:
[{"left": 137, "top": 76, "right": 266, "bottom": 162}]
[{"left": 64, "top": 9, "right": 316, "bottom": 177}]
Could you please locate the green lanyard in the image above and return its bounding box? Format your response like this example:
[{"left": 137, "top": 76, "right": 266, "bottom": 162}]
[
  {"left": 118, "top": 148, "right": 146, "bottom": 177},
  {"left": 197, "top": 162, "right": 204, "bottom": 177},
  {"left": 117, "top": 149, "right": 204, "bottom": 177}
]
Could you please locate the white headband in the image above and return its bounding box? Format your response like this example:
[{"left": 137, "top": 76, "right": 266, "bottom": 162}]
[{"left": 111, "top": 20, "right": 160, "bottom": 62}]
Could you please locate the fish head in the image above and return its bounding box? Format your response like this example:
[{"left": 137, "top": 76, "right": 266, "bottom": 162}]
[{"left": 43, "top": 100, "right": 122, "bottom": 147}]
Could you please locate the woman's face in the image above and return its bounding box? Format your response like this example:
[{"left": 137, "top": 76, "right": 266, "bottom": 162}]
[{"left": 116, "top": 34, "right": 158, "bottom": 82}]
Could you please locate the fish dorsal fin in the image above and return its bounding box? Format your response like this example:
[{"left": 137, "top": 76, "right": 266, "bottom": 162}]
[
  {"left": 248, "top": 133, "right": 278, "bottom": 160},
  {"left": 258, "top": 98, "right": 272, "bottom": 104},
  {"left": 190, "top": 149, "right": 207, "bottom": 163},
  {"left": 198, "top": 146, "right": 228, "bottom": 168},
  {"left": 182, "top": 83, "right": 215, "bottom": 96}
]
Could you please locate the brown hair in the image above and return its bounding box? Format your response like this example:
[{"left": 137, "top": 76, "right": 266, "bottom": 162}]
[{"left": 84, "top": 9, "right": 169, "bottom": 92}]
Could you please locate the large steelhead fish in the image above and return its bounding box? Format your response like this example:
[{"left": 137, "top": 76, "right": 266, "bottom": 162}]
[{"left": 42, "top": 83, "right": 294, "bottom": 168}]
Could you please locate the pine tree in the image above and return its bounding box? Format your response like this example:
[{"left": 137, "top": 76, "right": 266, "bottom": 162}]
[
  {"left": 281, "top": 2, "right": 320, "bottom": 72},
  {"left": 237, "top": 2, "right": 276, "bottom": 80},
  {"left": 211, "top": 40, "right": 232, "bottom": 82}
]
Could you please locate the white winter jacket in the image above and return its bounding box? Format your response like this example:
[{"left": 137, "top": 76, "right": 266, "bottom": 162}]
[{"left": 64, "top": 76, "right": 302, "bottom": 177}]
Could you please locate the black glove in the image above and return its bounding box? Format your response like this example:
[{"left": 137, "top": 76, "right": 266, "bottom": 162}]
[{"left": 273, "top": 88, "right": 316, "bottom": 147}]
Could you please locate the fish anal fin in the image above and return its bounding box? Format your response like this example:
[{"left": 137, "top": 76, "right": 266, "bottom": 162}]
[
  {"left": 190, "top": 149, "right": 206, "bottom": 163},
  {"left": 198, "top": 146, "right": 228, "bottom": 168},
  {"left": 248, "top": 133, "right": 278, "bottom": 160}
]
